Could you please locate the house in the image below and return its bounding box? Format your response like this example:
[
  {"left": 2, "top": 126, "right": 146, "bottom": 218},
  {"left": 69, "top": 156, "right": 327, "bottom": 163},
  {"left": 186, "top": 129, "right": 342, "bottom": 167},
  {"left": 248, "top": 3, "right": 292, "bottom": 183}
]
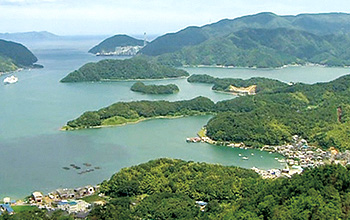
[
  {"left": 0, "top": 204, "right": 14, "bottom": 215},
  {"left": 56, "top": 188, "right": 76, "bottom": 200},
  {"left": 74, "top": 185, "right": 95, "bottom": 198},
  {"left": 32, "top": 192, "right": 43, "bottom": 203}
]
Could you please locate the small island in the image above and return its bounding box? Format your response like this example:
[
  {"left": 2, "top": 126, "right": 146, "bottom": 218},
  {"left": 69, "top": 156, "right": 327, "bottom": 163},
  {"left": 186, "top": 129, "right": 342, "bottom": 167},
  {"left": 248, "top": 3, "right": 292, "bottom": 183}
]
[
  {"left": 60, "top": 58, "right": 189, "bottom": 82},
  {"left": 131, "top": 82, "right": 179, "bottom": 94}
]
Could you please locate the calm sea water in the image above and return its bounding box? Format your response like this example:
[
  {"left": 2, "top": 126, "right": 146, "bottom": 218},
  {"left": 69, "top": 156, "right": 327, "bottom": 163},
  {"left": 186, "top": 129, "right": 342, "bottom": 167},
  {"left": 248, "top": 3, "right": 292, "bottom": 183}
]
[{"left": 0, "top": 38, "right": 349, "bottom": 199}]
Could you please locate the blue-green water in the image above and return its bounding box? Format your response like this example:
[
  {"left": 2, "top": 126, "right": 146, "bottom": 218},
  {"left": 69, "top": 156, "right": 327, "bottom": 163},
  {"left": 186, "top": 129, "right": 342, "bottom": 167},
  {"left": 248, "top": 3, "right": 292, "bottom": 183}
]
[{"left": 1, "top": 38, "right": 349, "bottom": 199}]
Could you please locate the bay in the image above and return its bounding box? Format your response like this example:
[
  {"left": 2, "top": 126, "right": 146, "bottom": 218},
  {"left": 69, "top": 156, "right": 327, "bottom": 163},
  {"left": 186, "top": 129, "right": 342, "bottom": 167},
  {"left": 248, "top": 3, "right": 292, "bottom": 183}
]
[{"left": 0, "top": 37, "right": 349, "bottom": 199}]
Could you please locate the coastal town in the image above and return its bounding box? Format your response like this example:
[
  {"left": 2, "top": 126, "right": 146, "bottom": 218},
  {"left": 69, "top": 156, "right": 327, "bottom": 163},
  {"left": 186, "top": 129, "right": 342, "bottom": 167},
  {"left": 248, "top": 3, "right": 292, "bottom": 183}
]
[
  {"left": 187, "top": 131, "right": 350, "bottom": 179},
  {"left": 95, "top": 45, "right": 143, "bottom": 56}
]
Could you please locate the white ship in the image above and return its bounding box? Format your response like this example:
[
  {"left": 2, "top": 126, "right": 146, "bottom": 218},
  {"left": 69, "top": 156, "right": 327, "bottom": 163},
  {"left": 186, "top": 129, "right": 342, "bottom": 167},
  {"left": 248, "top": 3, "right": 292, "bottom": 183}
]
[{"left": 3, "top": 75, "right": 18, "bottom": 84}]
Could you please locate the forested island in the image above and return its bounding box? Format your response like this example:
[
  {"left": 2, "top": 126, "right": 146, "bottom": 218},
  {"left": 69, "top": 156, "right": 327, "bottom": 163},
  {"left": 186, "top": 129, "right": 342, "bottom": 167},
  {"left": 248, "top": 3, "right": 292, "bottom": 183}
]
[
  {"left": 60, "top": 58, "right": 189, "bottom": 82},
  {"left": 64, "top": 74, "right": 350, "bottom": 150},
  {"left": 62, "top": 96, "right": 214, "bottom": 130},
  {"left": 139, "top": 13, "right": 350, "bottom": 68},
  {"left": 0, "top": 39, "right": 42, "bottom": 73},
  {"left": 5, "top": 159, "right": 350, "bottom": 219},
  {"left": 131, "top": 82, "right": 179, "bottom": 94}
]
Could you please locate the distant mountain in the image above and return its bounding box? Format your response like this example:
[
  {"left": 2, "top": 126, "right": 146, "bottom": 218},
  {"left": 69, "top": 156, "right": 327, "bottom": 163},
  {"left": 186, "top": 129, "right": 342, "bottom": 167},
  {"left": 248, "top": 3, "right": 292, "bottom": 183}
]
[
  {"left": 153, "top": 28, "right": 350, "bottom": 68},
  {"left": 88, "top": 34, "right": 146, "bottom": 55},
  {"left": 139, "top": 12, "right": 350, "bottom": 56},
  {"left": 0, "top": 31, "right": 60, "bottom": 42},
  {"left": 0, "top": 39, "right": 41, "bottom": 73}
]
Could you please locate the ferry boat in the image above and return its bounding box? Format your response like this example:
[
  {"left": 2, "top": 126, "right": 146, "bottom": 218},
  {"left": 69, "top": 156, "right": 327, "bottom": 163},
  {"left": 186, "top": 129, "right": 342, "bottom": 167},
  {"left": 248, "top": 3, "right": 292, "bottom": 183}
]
[{"left": 3, "top": 75, "right": 18, "bottom": 84}]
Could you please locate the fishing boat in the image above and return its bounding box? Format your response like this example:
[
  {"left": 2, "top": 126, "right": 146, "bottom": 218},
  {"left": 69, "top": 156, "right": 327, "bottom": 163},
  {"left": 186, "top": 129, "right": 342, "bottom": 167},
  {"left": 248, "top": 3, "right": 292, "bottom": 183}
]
[{"left": 3, "top": 75, "right": 18, "bottom": 84}]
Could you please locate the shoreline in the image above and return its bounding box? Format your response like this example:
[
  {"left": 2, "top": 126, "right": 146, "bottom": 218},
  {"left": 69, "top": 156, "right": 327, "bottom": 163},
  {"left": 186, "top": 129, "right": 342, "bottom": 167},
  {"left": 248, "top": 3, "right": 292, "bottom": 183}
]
[
  {"left": 0, "top": 68, "right": 24, "bottom": 76},
  {"left": 1, "top": 64, "right": 44, "bottom": 77},
  {"left": 62, "top": 76, "right": 189, "bottom": 83},
  {"left": 182, "top": 62, "right": 349, "bottom": 70},
  {"left": 101, "top": 75, "right": 188, "bottom": 82}
]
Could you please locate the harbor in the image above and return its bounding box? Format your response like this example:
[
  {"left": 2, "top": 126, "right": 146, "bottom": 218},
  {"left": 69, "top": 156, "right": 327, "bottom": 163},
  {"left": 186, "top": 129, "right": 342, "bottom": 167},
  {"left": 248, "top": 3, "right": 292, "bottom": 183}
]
[{"left": 187, "top": 132, "right": 350, "bottom": 179}]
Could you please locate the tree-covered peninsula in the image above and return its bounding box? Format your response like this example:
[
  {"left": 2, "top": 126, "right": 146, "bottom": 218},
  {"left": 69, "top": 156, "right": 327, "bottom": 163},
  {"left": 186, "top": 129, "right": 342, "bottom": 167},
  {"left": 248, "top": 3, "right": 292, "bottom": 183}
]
[
  {"left": 131, "top": 82, "right": 179, "bottom": 94},
  {"left": 63, "top": 96, "right": 214, "bottom": 130},
  {"left": 187, "top": 74, "right": 287, "bottom": 94},
  {"left": 60, "top": 58, "right": 189, "bottom": 82},
  {"left": 63, "top": 74, "right": 350, "bottom": 151},
  {"left": 0, "top": 39, "right": 41, "bottom": 73},
  {"left": 90, "top": 159, "right": 350, "bottom": 219},
  {"left": 206, "top": 74, "right": 350, "bottom": 150}
]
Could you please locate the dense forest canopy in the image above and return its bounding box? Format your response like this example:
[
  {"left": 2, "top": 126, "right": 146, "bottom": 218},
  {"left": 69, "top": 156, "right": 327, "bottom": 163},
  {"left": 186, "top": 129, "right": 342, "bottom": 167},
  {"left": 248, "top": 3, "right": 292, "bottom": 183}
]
[
  {"left": 131, "top": 82, "right": 179, "bottom": 94},
  {"left": 91, "top": 159, "right": 350, "bottom": 219},
  {"left": 60, "top": 58, "right": 189, "bottom": 82}
]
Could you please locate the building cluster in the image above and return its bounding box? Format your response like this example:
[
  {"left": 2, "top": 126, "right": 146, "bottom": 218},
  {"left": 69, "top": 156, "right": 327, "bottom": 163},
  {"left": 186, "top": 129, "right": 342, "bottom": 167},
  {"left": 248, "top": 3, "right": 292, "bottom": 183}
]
[
  {"left": 186, "top": 136, "right": 220, "bottom": 145},
  {"left": 262, "top": 135, "right": 331, "bottom": 169},
  {"left": 0, "top": 185, "right": 104, "bottom": 217},
  {"left": 187, "top": 133, "right": 350, "bottom": 179},
  {"left": 96, "top": 46, "right": 143, "bottom": 56}
]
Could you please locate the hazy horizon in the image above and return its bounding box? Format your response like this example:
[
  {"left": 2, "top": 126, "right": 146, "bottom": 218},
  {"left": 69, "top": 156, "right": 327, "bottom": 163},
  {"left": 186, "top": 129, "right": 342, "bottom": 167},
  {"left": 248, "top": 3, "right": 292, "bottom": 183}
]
[{"left": 1, "top": 0, "right": 350, "bottom": 36}]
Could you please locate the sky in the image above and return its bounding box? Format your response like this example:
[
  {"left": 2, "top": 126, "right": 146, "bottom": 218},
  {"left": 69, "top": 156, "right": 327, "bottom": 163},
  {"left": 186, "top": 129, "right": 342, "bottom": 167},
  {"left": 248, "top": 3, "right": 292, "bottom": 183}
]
[{"left": 1, "top": 0, "right": 350, "bottom": 36}]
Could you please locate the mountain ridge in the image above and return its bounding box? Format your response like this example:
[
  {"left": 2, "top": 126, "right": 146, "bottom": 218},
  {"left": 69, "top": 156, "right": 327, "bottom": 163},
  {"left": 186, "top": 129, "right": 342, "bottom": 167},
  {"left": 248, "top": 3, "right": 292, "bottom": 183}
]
[{"left": 139, "top": 12, "right": 350, "bottom": 57}]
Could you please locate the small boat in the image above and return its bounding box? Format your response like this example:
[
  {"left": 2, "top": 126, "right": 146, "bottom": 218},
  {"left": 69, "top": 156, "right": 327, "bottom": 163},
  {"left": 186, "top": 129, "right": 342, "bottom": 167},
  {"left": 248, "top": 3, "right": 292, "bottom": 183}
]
[
  {"left": 238, "top": 154, "right": 242, "bottom": 157},
  {"left": 83, "top": 163, "right": 92, "bottom": 167},
  {"left": 3, "top": 75, "right": 18, "bottom": 84},
  {"left": 62, "top": 167, "right": 70, "bottom": 170},
  {"left": 242, "top": 157, "right": 249, "bottom": 160},
  {"left": 94, "top": 166, "right": 101, "bottom": 170},
  {"left": 251, "top": 153, "right": 254, "bottom": 156}
]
